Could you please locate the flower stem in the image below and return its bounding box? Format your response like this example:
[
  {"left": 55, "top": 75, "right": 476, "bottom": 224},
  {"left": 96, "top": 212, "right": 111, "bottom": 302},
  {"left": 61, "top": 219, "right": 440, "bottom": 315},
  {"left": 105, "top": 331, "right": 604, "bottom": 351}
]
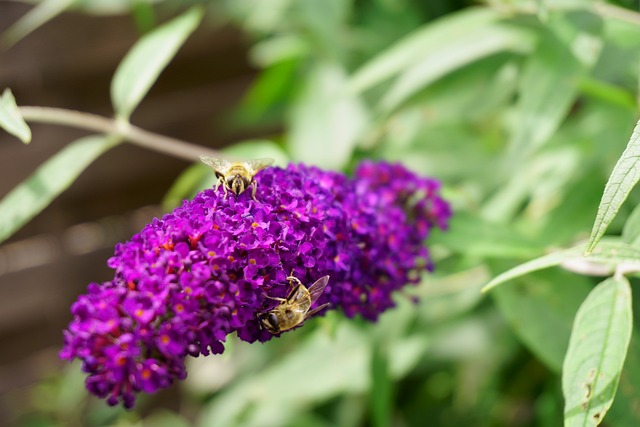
[{"left": 18, "top": 106, "right": 223, "bottom": 162}]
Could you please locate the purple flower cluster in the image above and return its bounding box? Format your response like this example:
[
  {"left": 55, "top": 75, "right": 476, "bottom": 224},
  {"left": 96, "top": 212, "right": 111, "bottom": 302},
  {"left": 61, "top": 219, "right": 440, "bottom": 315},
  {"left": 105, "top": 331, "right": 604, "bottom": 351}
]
[{"left": 60, "top": 161, "right": 451, "bottom": 407}]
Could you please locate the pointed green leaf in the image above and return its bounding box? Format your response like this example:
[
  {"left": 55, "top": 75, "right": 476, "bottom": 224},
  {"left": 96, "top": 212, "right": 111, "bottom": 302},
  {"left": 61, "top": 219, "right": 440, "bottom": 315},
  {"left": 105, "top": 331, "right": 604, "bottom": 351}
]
[
  {"left": 550, "top": 10, "right": 603, "bottom": 68},
  {"left": 0, "top": 89, "right": 31, "bottom": 143},
  {"left": 288, "top": 62, "right": 368, "bottom": 170},
  {"left": 432, "top": 212, "right": 545, "bottom": 259},
  {"left": 482, "top": 239, "right": 640, "bottom": 292},
  {"left": 0, "top": 135, "right": 118, "bottom": 243},
  {"left": 1, "top": 0, "right": 75, "bottom": 48},
  {"left": 578, "top": 78, "right": 636, "bottom": 110},
  {"left": 111, "top": 6, "right": 203, "bottom": 119},
  {"left": 379, "top": 24, "right": 534, "bottom": 113},
  {"left": 563, "top": 277, "right": 632, "bottom": 427},
  {"left": 199, "top": 322, "right": 427, "bottom": 427},
  {"left": 507, "top": 31, "right": 584, "bottom": 162},
  {"left": 413, "top": 265, "right": 489, "bottom": 322},
  {"left": 587, "top": 119, "right": 640, "bottom": 254},
  {"left": 162, "top": 162, "right": 210, "bottom": 211},
  {"left": 349, "top": 8, "right": 501, "bottom": 93},
  {"left": 235, "top": 58, "right": 299, "bottom": 123}
]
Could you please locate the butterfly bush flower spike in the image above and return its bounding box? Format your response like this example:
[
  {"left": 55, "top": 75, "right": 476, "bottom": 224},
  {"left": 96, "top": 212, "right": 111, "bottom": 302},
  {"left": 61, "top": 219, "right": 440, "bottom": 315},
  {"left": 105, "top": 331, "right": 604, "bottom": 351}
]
[{"left": 60, "top": 161, "right": 451, "bottom": 407}]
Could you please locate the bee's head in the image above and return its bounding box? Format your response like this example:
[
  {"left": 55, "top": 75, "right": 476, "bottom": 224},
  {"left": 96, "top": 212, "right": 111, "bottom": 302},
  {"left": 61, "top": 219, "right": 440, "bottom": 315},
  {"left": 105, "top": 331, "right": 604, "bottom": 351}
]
[
  {"left": 228, "top": 175, "right": 250, "bottom": 195},
  {"left": 259, "top": 312, "right": 280, "bottom": 334}
]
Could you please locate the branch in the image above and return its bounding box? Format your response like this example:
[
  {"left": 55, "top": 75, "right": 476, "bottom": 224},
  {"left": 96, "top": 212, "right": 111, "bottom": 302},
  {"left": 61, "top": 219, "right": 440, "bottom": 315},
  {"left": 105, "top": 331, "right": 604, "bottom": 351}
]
[
  {"left": 594, "top": 2, "right": 640, "bottom": 27},
  {"left": 18, "top": 106, "right": 224, "bottom": 162}
]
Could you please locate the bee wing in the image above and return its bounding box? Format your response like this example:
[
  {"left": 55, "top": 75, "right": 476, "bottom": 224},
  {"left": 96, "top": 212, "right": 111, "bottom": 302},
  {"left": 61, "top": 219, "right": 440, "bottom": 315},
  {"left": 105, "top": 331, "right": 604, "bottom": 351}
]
[
  {"left": 244, "top": 158, "right": 274, "bottom": 175},
  {"left": 200, "top": 156, "right": 231, "bottom": 174},
  {"left": 304, "top": 303, "right": 330, "bottom": 320},
  {"left": 307, "top": 275, "right": 329, "bottom": 305}
]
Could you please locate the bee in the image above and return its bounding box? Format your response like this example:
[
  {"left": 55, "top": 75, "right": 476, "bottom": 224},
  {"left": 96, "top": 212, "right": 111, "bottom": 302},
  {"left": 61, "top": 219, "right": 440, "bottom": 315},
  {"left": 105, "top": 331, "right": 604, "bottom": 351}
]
[
  {"left": 199, "top": 156, "right": 274, "bottom": 200},
  {"left": 259, "top": 275, "right": 330, "bottom": 334}
]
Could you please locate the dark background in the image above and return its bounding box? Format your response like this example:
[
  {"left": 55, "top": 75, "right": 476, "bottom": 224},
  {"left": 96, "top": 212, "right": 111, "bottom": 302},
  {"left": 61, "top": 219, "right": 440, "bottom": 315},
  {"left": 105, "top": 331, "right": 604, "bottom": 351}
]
[{"left": 0, "top": 4, "right": 256, "bottom": 422}]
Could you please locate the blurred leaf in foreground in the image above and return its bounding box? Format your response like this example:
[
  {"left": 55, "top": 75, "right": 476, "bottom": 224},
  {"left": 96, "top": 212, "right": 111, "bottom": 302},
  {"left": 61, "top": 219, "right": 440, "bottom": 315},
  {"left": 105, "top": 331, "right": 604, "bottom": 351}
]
[
  {"left": 111, "top": 6, "right": 203, "bottom": 120},
  {"left": 1, "top": 0, "right": 75, "bottom": 48},
  {"left": 0, "top": 135, "right": 118, "bottom": 244}
]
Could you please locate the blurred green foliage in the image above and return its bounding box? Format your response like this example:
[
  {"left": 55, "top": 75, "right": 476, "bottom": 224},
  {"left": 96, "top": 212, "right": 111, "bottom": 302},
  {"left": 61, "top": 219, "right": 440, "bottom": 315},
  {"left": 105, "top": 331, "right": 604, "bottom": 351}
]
[{"left": 5, "top": 0, "right": 640, "bottom": 426}]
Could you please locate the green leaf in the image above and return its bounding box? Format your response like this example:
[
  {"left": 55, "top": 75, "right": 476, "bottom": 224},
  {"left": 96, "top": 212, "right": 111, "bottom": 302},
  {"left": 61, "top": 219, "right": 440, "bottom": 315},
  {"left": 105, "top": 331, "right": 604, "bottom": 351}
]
[
  {"left": 233, "top": 59, "right": 299, "bottom": 127},
  {"left": 379, "top": 24, "right": 534, "bottom": 113},
  {"left": 288, "top": 62, "right": 368, "bottom": 170},
  {"left": 349, "top": 7, "right": 501, "bottom": 93},
  {"left": 142, "top": 410, "right": 191, "bottom": 427},
  {"left": 131, "top": 0, "right": 156, "bottom": 34},
  {"left": 223, "top": 139, "right": 290, "bottom": 166},
  {"left": 482, "top": 239, "right": 640, "bottom": 292},
  {"left": 507, "top": 30, "right": 584, "bottom": 163},
  {"left": 0, "top": 135, "right": 117, "bottom": 244},
  {"left": 482, "top": 146, "right": 582, "bottom": 223},
  {"left": 57, "top": 362, "right": 90, "bottom": 417},
  {"left": 492, "top": 270, "right": 592, "bottom": 372},
  {"left": 587, "top": 119, "right": 640, "bottom": 254},
  {"left": 292, "top": 0, "right": 351, "bottom": 60},
  {"left": 111, "top": 6, "right": 203, "bottom": 119},
  {"left": 550, "top": 10, "right": 603, "bottom": 68},
  {"left": 199, "top": 322, "right": 427, "bottom": 427},
  {"left": 1, "top": 0, "right": 75, "bottom": 48},
  {"left": 432, "top": 212, "right": 545, "bottom": 259},
  {"left": 61, "top": 0, "right": 131, "bottom": 14},
  {"left": 162, "top": 162, "right": 210, "bottom": 210},
  {"left": 228, "top": 0, "right": 293, "bottom": 34},
  {"left": 578, "top": 78, "right": 636, "bottom": 110},
  {"left": 0, "top": 89, "right": 31, "bottom": 143},
  {"left": 250, "top": 36, "right": 308, "bottom": 67},
  {"left": 199, "top": 325, "right": 369, "bottom": 427},
  {"left": 413, "top": 265, "right": 490, "bottom": 322},
  {"left": 537, "top": 173, "right": 608, "bottom": 247},
  {"left": 563, "top": 276, "right": 632, "bottom": 427}
]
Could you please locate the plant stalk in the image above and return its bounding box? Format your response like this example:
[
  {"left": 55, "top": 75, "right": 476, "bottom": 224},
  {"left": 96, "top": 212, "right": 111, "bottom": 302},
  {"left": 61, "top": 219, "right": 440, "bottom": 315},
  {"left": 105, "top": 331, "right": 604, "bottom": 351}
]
[{"left": 18, "top": 106, "right": 223, "bottom": 162}]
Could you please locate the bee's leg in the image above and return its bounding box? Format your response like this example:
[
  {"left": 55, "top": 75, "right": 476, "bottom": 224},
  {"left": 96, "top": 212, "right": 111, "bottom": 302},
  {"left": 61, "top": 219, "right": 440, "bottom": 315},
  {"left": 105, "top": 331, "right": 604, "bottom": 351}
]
[
  {"left": 214, "top": 176, "right": 222, "bottom": 192},
  {"left": 286, "top": 275, "right": 303, "bottom": 288},
  {"left": 222, "top": 182, "right": 228, "bottom": 200},
  {"left": 251, "top": 181, "right": 258, "bottom": 201},
  {"left": 263, "top": 294, "right": 287, "bottom": 303},
  {"left": 304, "top": 303, "right": 331, "bottom": 319}
]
